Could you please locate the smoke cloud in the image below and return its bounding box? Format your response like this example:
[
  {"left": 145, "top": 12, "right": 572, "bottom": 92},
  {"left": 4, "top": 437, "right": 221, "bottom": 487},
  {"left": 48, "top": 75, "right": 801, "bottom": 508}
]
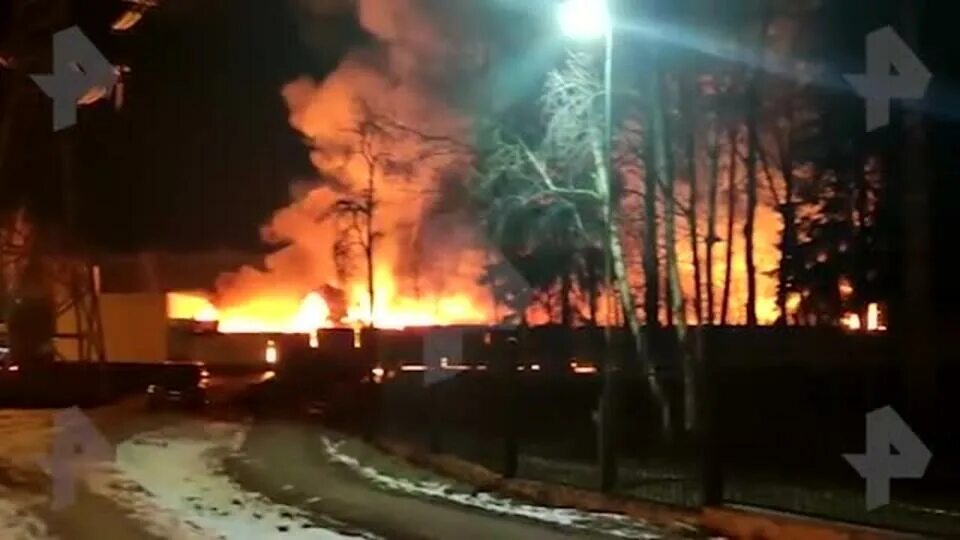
[{"left": 213, "top": 0, "right": 493, "bottom": 323}]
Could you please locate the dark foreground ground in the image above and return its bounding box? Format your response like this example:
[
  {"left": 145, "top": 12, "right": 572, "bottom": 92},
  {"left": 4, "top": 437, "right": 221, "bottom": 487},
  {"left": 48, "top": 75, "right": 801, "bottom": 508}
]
[
  {"left": 227, "top": 419, "right": 703, "bottom": 540},
  {"left": 0, "top": 373, "right": 696, "bottom": 539}
]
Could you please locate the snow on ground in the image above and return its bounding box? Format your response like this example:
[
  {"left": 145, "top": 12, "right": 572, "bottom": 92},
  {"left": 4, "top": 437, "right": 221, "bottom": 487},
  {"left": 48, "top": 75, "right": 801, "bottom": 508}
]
[
  {"left": 0, "top": 488, "right": 56, "bottom": 540},
  {"left": 320, "top": 435, "right": 682, "bottom": 539},
  {"left": 0, "top": 409, "right": 54, "bottom": 475},
  {"left": 86, "top": 422, "right": 373, "bottom": 540},
  {"left": 0, "top": 410, "right": 57, "bottom": 539}
]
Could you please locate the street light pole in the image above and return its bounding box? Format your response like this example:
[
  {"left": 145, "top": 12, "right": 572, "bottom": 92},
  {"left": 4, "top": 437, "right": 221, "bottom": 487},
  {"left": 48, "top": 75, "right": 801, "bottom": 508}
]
[{"left": 558, "top": 0, "right": 618, "bottom": 491}]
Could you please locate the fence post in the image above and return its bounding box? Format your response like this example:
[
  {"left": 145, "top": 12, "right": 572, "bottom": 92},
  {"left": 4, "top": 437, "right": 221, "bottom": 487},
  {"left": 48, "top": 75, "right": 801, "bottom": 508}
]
[
  {"left": 599, "top": 330, "right": 620, "bottom": 492},
  {"left": 502, "top": 334, "right": 519, "bottom": 478},
  {"left": 427, "top": 380, "right": 442, "bottom": 452},
  {"left": 364, "top": 329, "right": 381, "bottom": 441},
  {"left": 699, "top": 333, "right": 723, "bottom": 505}
]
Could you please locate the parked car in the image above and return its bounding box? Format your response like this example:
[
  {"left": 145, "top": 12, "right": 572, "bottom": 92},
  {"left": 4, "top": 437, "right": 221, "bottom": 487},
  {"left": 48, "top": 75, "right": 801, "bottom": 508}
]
[
  {"left": 146, "top": 362, "right": 209, "bottom": 410},
  {"left": 273, "top": 347, "right": 381, "bottom": 427}
]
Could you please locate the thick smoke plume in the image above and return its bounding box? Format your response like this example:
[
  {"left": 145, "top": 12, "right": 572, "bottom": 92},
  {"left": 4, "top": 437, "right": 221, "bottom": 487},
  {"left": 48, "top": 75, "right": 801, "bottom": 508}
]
[{"left": 213, "top": 0, "right": 493, "bottom": 323}]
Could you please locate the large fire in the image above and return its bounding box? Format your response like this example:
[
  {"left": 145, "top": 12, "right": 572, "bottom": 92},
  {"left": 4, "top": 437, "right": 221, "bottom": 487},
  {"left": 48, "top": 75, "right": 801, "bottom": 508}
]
[
  {"left": 167, "top": 278, "right": 490, "bottom": 333},
  {"left": 341, "top": 269, "right": 490, "bottom": 329},
  {"left": 160, "top": 0, "right": 499, "bottom": 334},
  {"left": 165, "top": 0, "right": 882, "bottom": 335},
  {"left": 167, "top": 291, "right": 332, "bottom": 333}
]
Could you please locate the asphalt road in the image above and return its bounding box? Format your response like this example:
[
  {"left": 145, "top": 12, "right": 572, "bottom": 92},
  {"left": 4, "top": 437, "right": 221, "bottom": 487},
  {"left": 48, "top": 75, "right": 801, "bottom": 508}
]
[{"left": 229, "top": 420, "right": 684, "bottom": 540}]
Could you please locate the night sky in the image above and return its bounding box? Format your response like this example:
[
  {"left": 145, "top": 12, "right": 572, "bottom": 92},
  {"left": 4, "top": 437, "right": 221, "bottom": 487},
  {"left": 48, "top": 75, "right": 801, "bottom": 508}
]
[
  {"left": 2, "top": 0, "right": 958, "bottom": 309},
  {"left": 75, "top": 0, "right": 363, "bottom": 252}
]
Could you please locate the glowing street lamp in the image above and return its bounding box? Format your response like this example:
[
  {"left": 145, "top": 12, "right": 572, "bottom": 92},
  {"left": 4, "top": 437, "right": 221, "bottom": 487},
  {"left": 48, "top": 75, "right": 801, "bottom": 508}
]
[
  {"left": 556, "top": 0, "right": 611, "bottom": 41},
  {"left": 557, "top": 0, "right": 618, "bottom": 492}
]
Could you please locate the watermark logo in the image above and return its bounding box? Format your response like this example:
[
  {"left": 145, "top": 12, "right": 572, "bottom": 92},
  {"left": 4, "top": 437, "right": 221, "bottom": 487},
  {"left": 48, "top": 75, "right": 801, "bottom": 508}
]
[
  {"left": 420, "top": 262, "right": 531, "bottom": 387},
  {"left": 844, "top": 26, "right": 931, "bottom": 132},
  {"left": 423, "top": 327, "right": 464, "bottom": 387},
  {"left": 843, "top": 406, "right": 931, "bottom": 510},
  {"left": 39, "top": 407, "right": 115, "bottom": 510},
  {"left": 30, "top": 26, "right": 118, "bottom": 131},
  {"left": 417, "top": 211, "right": 532, "bottom": 388}
]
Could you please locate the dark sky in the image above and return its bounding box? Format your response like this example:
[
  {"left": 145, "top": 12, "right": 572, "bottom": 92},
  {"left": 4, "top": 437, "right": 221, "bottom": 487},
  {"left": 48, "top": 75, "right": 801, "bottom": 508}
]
[
  {"left": 74, "top": 0, "right": 953, "bottom": 253},
  {"left": 74, "top": 0, "right": 363, "bottom": 252},
  {"left": 920, "top": 2, "right": 960, "bottom": 314},
  {"left": 3, "top": 0, "right": 957, "bottom": 311}
]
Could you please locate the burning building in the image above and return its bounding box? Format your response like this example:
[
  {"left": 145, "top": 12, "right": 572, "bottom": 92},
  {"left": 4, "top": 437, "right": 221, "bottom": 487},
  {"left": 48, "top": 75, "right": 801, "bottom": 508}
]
[
  {"left": 136, "top": 0, "right": 886, "bottom": 351},
  {"left": 163, "top": 0, "right": 500, "bottom": 335}
]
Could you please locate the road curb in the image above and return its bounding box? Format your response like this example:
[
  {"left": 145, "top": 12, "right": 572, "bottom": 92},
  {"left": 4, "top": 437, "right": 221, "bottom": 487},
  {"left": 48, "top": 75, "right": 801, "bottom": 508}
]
[{"left": 371, "top": 438, "right": 925, "bottom": 540}]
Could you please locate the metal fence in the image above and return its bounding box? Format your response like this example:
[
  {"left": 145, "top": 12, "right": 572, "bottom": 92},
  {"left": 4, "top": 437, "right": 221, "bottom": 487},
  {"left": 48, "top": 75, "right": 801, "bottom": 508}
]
[{"left": 368, "top": 326, "right": 960, "bottom": 537}]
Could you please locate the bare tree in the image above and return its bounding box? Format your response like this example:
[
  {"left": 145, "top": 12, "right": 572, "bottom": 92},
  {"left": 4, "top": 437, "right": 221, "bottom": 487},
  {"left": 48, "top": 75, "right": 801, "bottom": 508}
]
[
  {"left": 720, "top": 128, "right": 739, "bottom": 325},
  {"left": 681, "top": 80, "right": 704, "bottom": 327},
  {"left": 758, "top": 92, "right": 811, "bottom": 326},
  {"left": 477, "top": 52, "right": 672, "bottom": 433},
  {"left": 742, "top": 1, "right": 773, "bottom": 327},
  {"left": 645, "top": 53, "right": 686, "bottom": 435},
  {"left": 325, "top": 105, "right": 392, "bottom": 326},
  {"left": 323, "top": 99, "right": 460, "bottom": 326},
  {"left": 743, "top": 73, "right": 760, "bottom": 327},
  {"left": 704, "top": 124, "right": 721, "bottom": 324},
  {"left": 642, "top": 126, "right": 661, "bottom": 333}
]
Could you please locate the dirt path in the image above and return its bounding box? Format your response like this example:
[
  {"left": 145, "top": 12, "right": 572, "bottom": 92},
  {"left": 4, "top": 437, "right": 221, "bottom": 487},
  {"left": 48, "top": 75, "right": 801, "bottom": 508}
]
[{"left": 2, "top": 391, "right": 680, "bottom": 539}]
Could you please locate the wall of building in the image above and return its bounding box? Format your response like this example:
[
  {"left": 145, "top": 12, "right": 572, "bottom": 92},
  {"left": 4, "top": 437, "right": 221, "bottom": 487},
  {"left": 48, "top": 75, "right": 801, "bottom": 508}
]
[{"left": 55, "top": 292, "right": 167, "bottom": 362}]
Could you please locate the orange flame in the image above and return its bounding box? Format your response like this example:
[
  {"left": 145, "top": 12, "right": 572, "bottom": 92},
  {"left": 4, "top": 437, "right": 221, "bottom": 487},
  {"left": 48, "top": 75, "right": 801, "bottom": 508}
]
[
  {"left": 167, "top": 291, "right": 333, "bottom": 334},
  {"left": 842, "top": 302, "right": 886, "bottom": 332},
  {"left": 167, "top": 278, "right": 488, "bottom": 331},
  {"left": 342, "top": 270, "right": 489, "bottom": 329}
]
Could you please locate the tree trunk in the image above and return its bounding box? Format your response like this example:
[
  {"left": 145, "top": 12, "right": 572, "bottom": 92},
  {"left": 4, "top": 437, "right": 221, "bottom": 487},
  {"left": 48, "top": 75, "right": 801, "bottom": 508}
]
[
  {"left": 643, "top": 126, "right": 661, "bottom": 331},
  {"left": 560, "top": 269, "right": 573, "bottom": 365},
  {"left": 591, "top": 124, "right": 671, "bottom": 438},
  {"left": 744, "top": 76, "right": 760, "bottom": 327},
  {"left": 720, "top": 128, "right": 739, "bottom": 325},
  {"left": 661, "top": 78, "right": 693, "bottom": 432},
  {"left": 365, "top": 243, "right": 375, "bottom": 326},
  {"left": 776, "top": 143, "right": 796, "bottom": 326},
  {"left": 365, "top": 161, "right": 377, "bottom": 328},
  {"left": 664, "top": 272, "right": 673, "bottom": 327},
  {"left": 681, "top": 79, "right": 703, "bottom": 432},
  {"left": 705, "top": 127, "right": 721, "bottom": 324},
  {"left": 685, "top": 93, "right": 704, "bottom": 327},
  {"left": 647, "top": 66, "right": 687, "bottom": 436},
  {"left": 586, "top": 251, "right": 599, "bottom": 327}
]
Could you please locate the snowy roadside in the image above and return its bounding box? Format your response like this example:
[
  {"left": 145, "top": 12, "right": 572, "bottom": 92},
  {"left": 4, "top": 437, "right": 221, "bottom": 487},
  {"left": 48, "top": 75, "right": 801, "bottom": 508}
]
[
  {"left": 0, "top": 410, "right": 58, "bottom": 540},
  {"left": 0, "top": 488, "right": 56, "bottom": 540},
  {"left": 0, "top": 409, "right": 55, "bottom": 475},
  {"left": 86, "top": 421, "right": 374, "bottom": 539},
  {"left": 319, "top": 434, "right": 703, "bottom": 539},
  {"left": 0, "top": 405, "right": 372, "bottom": 539}
]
